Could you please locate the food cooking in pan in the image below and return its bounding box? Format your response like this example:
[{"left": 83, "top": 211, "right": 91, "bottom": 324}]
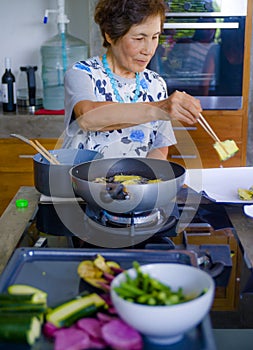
[{"left": 93, "top": 174, "right": 163, "bottom": 185}]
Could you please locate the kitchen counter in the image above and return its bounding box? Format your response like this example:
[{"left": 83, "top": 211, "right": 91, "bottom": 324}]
[
  {"left": 1, "top": 186, "right": 253, "bottom": 349},
  {"left": 0, "top": 113, "right": 65, "bottom": 139},
  {"left": 0, "top": 187, "right": 40, "bottom": 273},
  {"left": 225, "top": 205, "right": 253, "bottom": 268}
]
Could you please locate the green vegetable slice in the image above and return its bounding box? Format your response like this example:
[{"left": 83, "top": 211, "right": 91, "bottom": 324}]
[
  {"left": 46, "top": 293, "right": 106, "bottom": 327},
  {"left": 7, "top": 284, "right": 47, "bottom": 304},
  {"left": 0, "top": 316, "right": 41, "bottom": 345}
]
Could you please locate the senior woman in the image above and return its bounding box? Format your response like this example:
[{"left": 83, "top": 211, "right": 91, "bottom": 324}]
[{"left": 63, "top": 0, "right": 202, "bottom": 159}]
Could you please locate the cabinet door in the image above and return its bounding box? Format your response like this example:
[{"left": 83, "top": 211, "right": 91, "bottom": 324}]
[
  {"left": 167, "top": 115, "right": 243, "bottom": 168},
  {"left": 171, "top": 229, "right": 241, "bottom": 311},
  {"left": 0, "top": 139, "right": 59, "bottom": 216}
]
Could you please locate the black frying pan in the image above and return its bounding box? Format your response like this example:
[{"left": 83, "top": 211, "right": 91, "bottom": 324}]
[{"left": 70, "top": 157, "right": 186, "bottom": 214}]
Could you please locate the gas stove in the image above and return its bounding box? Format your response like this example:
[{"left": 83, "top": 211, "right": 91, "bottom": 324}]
[
  {"left": 18, "top": 195, "right": 235, "bottom": 288},
  {"left": 6, "top": 186, "right": 250, "bottom": 327},
  {"left": 22, "top": 198, "right": 232, "bottom": 245}
]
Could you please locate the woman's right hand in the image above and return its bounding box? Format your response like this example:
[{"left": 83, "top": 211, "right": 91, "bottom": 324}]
[{"left": 157, "top": 90, "right": 202, "bottom": 125}]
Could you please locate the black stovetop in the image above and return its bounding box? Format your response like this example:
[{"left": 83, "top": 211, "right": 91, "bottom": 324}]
[
  {"left": 20, "top": 200, "right": 233, "bottom": 249},
  {"left": 16, "top": 199, "right": 234, "bottom": 287}
]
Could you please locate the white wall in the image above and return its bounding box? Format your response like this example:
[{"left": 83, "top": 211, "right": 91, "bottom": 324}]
[{"left": 0, "top": 0, "right": 89, "bottom": 78}]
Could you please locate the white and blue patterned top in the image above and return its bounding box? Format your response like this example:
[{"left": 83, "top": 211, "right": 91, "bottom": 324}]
[{"left": 63, "top": 56, "right": 176, "bottom": 158}]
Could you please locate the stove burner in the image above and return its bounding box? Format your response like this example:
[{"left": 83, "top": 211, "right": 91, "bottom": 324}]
[
  {"left": 85, "top": 204, "right": 179, "bottom": 232},
  {"left": 101, "top": 208, "right": 160, "bottom": 226},
  {"left": 85, "top": 212, "right": 177, "bottom": 236}
]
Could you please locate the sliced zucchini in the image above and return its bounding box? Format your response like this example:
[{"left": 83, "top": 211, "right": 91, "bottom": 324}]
[
  {"left": 7, "top": 284, "right": 47, "bottom": 304},
  {"left": 46, "top": 293, "right": 106, "bottom": 327},
  {"left": 0, "top": 311, "right": 44, "bottom": 323},
  {"left": 0, "top": 316, "right": 41, "bottom": 345},
  {"left": 0, "top": 293, "right": 47, "bottom": 306},
  {"left": 0, "top": 302, "right": 47, "bottom": 313},
  {"left": 0, "top": 289, "right": 47, "bottom": 312},
  {"left": 0, "top": 285, "right": 47, "bottom": 345},
  {"left": 0, "top": 293, "right": 37, "bottom": 302},
  {"left": 57, "top": 303, "right": 98, "bottom": 327}
]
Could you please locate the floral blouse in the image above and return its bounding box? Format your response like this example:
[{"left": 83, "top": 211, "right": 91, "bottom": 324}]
[{"left": 63, "top": 56, "right": 176, "bottom": 158}]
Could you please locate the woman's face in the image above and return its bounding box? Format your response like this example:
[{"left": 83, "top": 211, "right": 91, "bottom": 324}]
[{"left": 106, "top": 15, "right": 161, "bottom": 77}]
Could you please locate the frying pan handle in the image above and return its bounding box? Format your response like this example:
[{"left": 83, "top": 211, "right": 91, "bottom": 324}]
[
  {"left": 205, "top": 262, "right": 225, "bottom": 278},
  {"left": 100, "top": 183, "right": 130, "bottom": 202},
  {"left": 198, "top": 251, "right": 225, "bottom": 278}
]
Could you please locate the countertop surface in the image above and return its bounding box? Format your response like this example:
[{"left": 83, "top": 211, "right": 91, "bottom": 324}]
[
  {"left": 0, "top": 187, "right": 40, "bottom": 273},
  {"left": 0, "top": 113, "right": 65, "bottom": 139}
]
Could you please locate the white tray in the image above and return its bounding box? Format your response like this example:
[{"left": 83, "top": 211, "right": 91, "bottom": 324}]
[{"left": 185, "top": 167, "right": 253, "bottom": 204}]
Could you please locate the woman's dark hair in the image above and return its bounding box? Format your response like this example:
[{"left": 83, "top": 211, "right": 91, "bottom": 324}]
[{"left": 94, "top": 0, "right": 166, "bottom": 48}]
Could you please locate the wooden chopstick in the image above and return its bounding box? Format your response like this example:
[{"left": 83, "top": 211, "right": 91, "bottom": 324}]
[
  {"left": 182, "top": 91, "right": 221, "bottom": 143},
  {"left": 33, "top": 140, "right": 60, "bottom": 165},
  {"left": 29, "top": 140, "right": 56, "bottom": 164},
  {"left": 198, "top": 113, "right": 221, "bottom": 143},
  {"left": 10, "top": 133, "right": 60, "bottom": 165},
  {"left": 197, "top": 118, "right": 214, "bottom": 140},
  {"left": 198, "top": 113, "right": 230, "bottom": 156}
]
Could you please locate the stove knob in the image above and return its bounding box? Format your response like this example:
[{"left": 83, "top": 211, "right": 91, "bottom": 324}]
[{"left": 184, "top": 2, "right": 192, "bottom": 11}]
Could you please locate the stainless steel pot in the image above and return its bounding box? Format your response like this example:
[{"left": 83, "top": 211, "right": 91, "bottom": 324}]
[
  {"left": 33, "top": 149, "right": 103, "bottom": 197},
  {"left": 70, "top": 157, "right": 186, "bottom": 213}
]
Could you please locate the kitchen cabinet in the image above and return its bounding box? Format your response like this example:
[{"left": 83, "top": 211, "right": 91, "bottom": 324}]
[
  {"left": 0, "top": 113, "right": 65, "bottom": 216},
  {"left": 171, "top": 226, "right": 242, "bottom": 312},
  {"left": 0, "top": 138, "right": 61, "bottom": 216}
]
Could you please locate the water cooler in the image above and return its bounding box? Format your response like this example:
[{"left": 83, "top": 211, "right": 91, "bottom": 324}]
[{"left": 41, "top": 0, "right": 88, "bottom": 110}]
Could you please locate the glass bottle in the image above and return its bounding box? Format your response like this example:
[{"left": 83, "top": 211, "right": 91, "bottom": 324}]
[{"left": 1, "top": 57, "right": 16, "bottom": 112}]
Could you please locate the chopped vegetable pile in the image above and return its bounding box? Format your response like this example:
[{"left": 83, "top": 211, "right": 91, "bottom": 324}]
[
  {"left": 213, "top": 140, "right": 239, "bottom": 161},
  {"left": 114, "top": 261, "right": 206, "bottom": 306},
  {"left": 238, "top": 186, "right": 253, "bottom": 200},
  {"left": 77, "top": 254, "right": 123, "bottom": 290},
  {"left": 2, "top": 255, "right": 209, "bottom": 349},
  {"left": 0, "top": 284, "right": 48, "bottom": 345},
  {"left": 43, "top": 254, "right": 144, "bottom": 349},
  {"left": 0, "top": 253, "right": 145, "bottom": 349}
]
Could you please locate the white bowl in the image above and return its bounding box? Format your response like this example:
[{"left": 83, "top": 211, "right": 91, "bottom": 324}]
[{"left": 110, "top": 263, "right": 215, "bottom": 345}]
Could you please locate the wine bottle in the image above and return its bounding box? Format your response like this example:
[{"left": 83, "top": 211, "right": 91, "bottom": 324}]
[{"left": 1, "top": 57, "right": 16, "bottom": 112}]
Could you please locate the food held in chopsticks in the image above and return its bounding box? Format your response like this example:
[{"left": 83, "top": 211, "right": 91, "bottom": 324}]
[
  {"left": 213, "top": 140, "right": 239, "bottom": 162},
  {"left": 238, "top": 186, "right": 253, "bottom": 201},
  {"left": 198, "top": 114, "right": 239, "bottom": 161}
]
